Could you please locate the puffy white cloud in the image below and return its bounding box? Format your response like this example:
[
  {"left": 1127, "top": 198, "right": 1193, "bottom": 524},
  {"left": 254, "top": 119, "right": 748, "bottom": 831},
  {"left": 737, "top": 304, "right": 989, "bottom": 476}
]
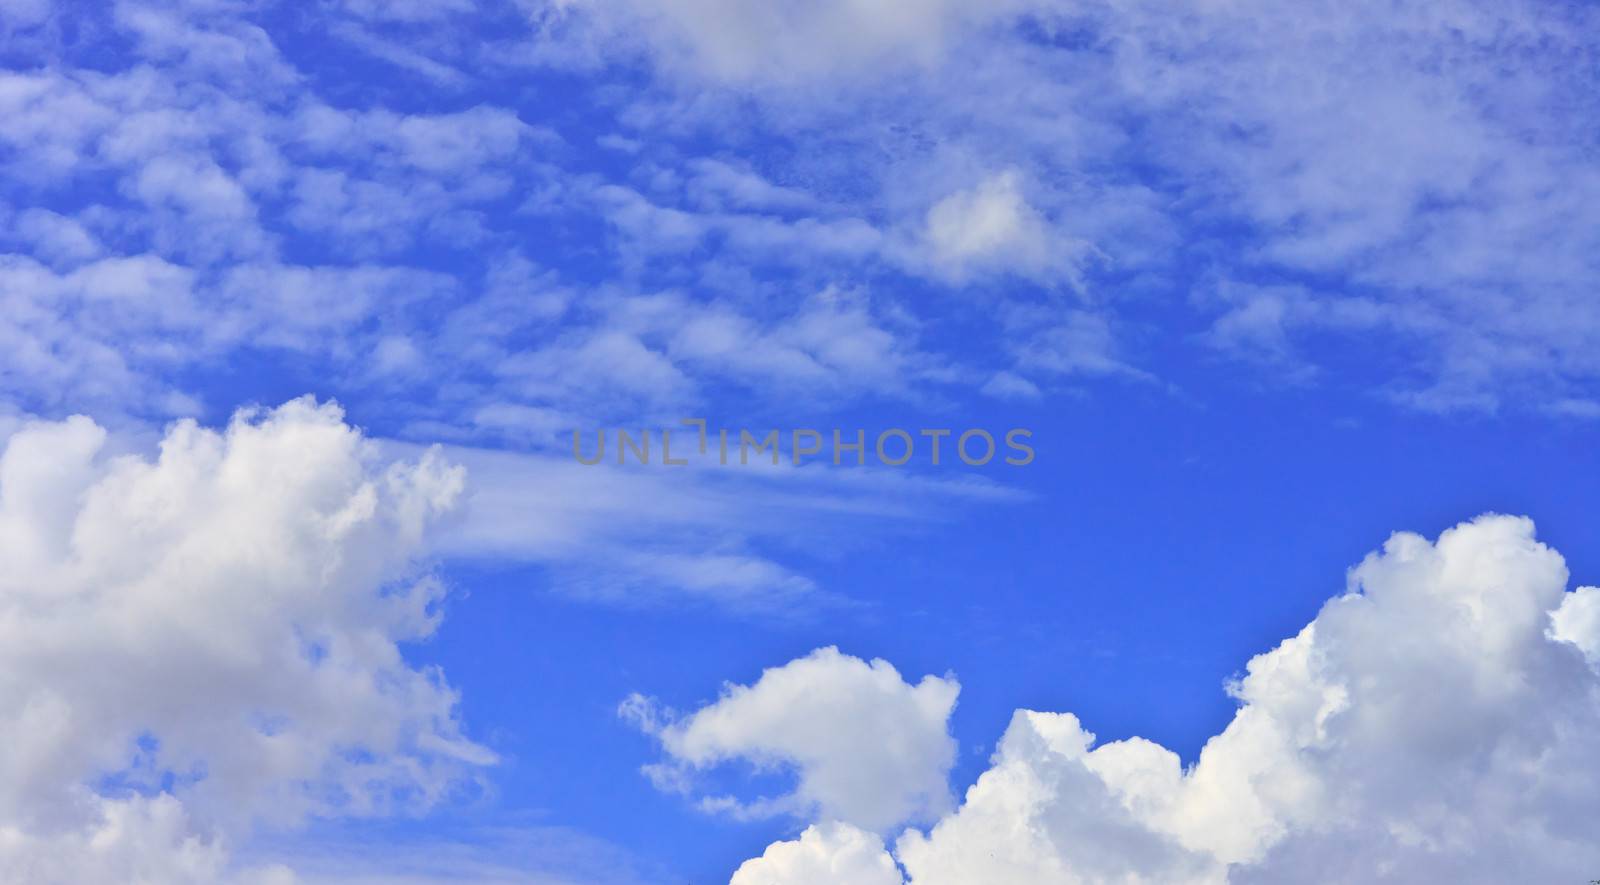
[
  {"left": 627, "top": 647, "right": 959, "bottom": 832},
  {"left": 728, "top": 515, "right": 1600, "bottom": 883},
  {"left": 0, "top": 397, "right": 490, "bottom": 883},
  {"left": 1551, "top": 586, "right": 1600, "bottom": 669},
  {"left": 0, "top": 794, "right": 289, "bottom": 885},
  {"left": 896, "top": 710, "right": 1220, "bottom": 884},
  {"left": 731, "top": 822, "right": 902, "bottom": 885},
  {"left": 916, "top": 170, "right": 1091, "bottom": 287}
]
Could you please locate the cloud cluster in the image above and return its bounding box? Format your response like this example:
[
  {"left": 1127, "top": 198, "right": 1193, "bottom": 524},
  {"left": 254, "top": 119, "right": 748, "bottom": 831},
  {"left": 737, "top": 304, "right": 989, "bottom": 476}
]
[
  {"left": 0, "top": 1, "right": 957, "bottom": 431},
  {"left": 0, "top": 398, "right": 489, "bottom": 883},
  {"left": 731, "top": 821, "right": 904, "bottom": 885},
  {"left": 625, "top": 647, "right": 959, "bottom": 832},
  {"left": 10, "top": 0, "right": 1599, "bottom": 428},
  {"left": 10, "top": 2, "right": 1596, "bottom": 882},
  {"left": 712, "top": 515, "right": 1600, "bottom": 883},
  {"left": 526, "top": 0, "right": 1600, "bottom": 412},
  {"left": 0, "top": 41, "right": 532, "bottom": 416},
  {"left": 1, "top": 0, "right": 1036, "bottom": 621}
]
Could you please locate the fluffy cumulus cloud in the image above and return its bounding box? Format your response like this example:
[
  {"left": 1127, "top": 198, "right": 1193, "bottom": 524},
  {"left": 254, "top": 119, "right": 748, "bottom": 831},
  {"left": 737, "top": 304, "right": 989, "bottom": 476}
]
[
  {"left": 730, "top": 515, "right": 1600, "bottom": 883},
  {"left": 0, "top": 397, "right": 490, "bottom": 883},
  {"left": 1552, "top": 586, "right": 1600, "bottom": 667},
  {"left": 626, "top": 647, "right": 959, "bottom": 832},
  {"left": 731, "top": 822, "right": 903, "bottom": 885},
  {"left": 913, "top": 170, "right": 1093, "bottom": 288}
]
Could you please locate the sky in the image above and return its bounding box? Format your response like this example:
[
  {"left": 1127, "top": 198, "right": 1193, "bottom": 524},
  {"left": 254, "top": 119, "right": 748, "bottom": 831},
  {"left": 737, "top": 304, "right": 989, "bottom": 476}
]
[{"left": 0, "top": 1, "right": 1598, "bottom": 883}]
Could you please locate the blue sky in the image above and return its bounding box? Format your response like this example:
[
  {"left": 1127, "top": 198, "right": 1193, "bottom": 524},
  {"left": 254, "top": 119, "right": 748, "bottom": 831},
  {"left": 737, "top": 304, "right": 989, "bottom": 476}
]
[{"left": 1, "top": 1, "right": 1599, "bottom": 883}]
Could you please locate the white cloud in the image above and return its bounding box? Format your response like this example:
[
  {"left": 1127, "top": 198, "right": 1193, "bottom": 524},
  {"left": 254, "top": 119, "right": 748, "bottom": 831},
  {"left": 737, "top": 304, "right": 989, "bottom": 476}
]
[
  {"left": 0, "top": 253, "right": 202, "bottom": 412},
  {"left": 292, "top": 103, "right": 534, "bottom": 176},
  {"left": 0, "top": 397, "right": 490, "bottom": 883},
  {"left": 0, "top": 251, "right": 461, "bottom": 414},
  {"left": 979, "top": 371, "right": 1041, "bottom": 401},
  {"left": 337, "top": 0, "right": 476, "bottom": 24},
  {"left": 411, "top": 439, "right": 1021, "bottom": 614},
  {"left": 626, "top": 647, "right": 959, "bottom": 832},
  {"left": 8, "top": 0, "right": 1600, "bottom": 421},
  {"left": 896, "top": 710, "right": 1219, "bottom": 884},
  {"left": 0, "top": 794, "right": 274, "bottom": 885},
  {"left": 476, "top": 285, "right": 937, "bottom": 419},
  {"left": 1551, "top": 586, "right": 1600, "bottom": 668},
  {"left": 916, "top": 170, "right": 1090, "bottom": 286},
  {"left": 727, "top": 515, "right": 1600, "bottom": 883},
  {"left": 112, "top": 1, "right": 296, "bottom": 87},
  {"left": 541, "top": 0, "right": 1028, "bottom": 86},
  {"left": 528, "top": 0, "right": 1600, "bottom": 411},
  {"left": 574, "top": 550, "right": 821, "bottom": 613},
  {"left": 1545, "top": 398, "right": 1600, "bottom": 421},
  {"left": 1009, "top": 308, "right": 1155, "bottom": 383},
  {"left": 0, "top": 26, "right": 548, "bottom": 415},
  {"left": 251, "top": 822, "right": 662, "bottom": 885},
  {"left": 1194, "top": 279, "right": 1390, "bottom": 384},
  {"left": 731, "top": 822, "right": 902, "bottom": 885},
  {"left": 0, "top": 0, "right": 52, "bottom": 29},
  {"left": 683, "top": 158, "right": 817, "bottom": 213},
  {"left": 665, "top": 287, "right": 927, "bottom": 396},
  {"left": 328, "top": 22, "right": 471, "bottom": 88},
  {"left": 584, "top": 181, "right": 884, "bottom": 267},
  {"left": 11, "top": 208, "right": 103, "bottom": 266},
  {"left": 0, "top": 70, "right": 118, "bottom": 181}
]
